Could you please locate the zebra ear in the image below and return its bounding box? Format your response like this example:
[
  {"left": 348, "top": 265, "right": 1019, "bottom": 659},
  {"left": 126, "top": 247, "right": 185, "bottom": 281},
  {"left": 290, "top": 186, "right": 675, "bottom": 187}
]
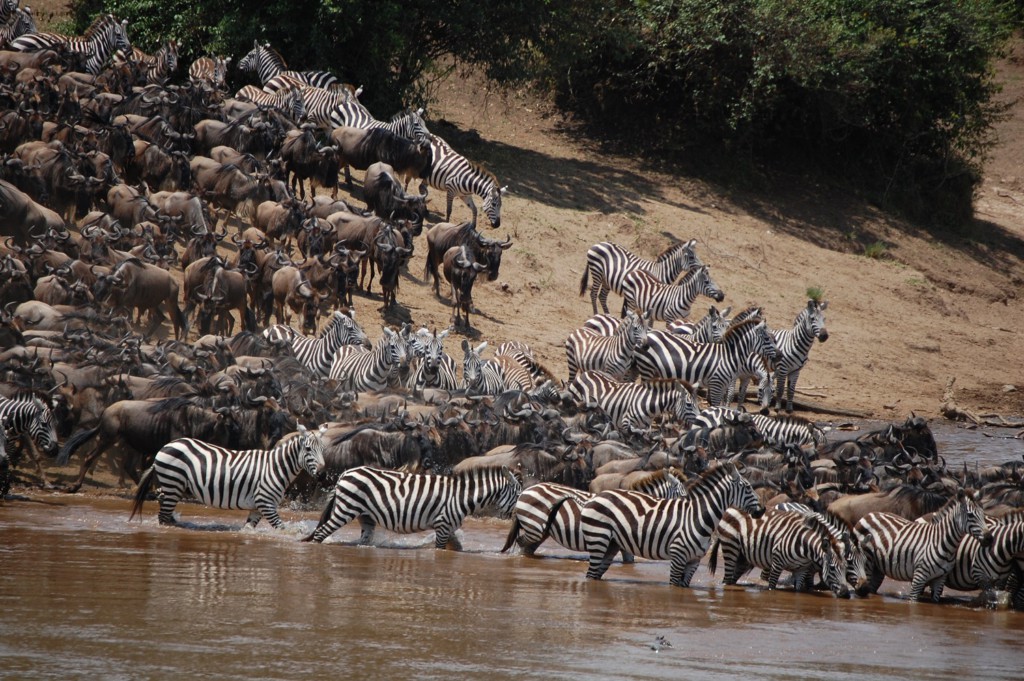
[
  {"left": 461, "top": 339, "right": 470, "bottom": 353},
  {"left": 297, "top": 424, "right": 308, "bottom": 433},
  {"left": 475, "top": 341, "right": 487, "bottom": 354},
  {"left": 685, "top": 239, "right": 697, "bottom": 249},
  {"left": 820, "top": 300, "right": 829, "bottom": 311}
]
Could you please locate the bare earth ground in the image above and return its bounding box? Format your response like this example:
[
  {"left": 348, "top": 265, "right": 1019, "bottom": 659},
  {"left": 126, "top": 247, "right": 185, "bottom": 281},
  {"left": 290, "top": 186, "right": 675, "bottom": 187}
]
[{"left": 408, "top": 66, "right": 1024, "bottom": 421}]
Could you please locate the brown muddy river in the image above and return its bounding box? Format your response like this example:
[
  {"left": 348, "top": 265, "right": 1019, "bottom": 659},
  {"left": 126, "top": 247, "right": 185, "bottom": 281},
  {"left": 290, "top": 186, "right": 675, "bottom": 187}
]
[{"left": 1, "top": 422, "right": 1022, "bottom": 680}]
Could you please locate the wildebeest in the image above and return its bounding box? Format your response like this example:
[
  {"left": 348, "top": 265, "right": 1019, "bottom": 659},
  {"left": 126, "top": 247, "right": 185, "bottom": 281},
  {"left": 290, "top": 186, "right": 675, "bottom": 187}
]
[
  {"left": 443, "top": 244, "right": 487, "bottom": 328},
  {"left": 125, "top": 140, "right": 191, "bottom": 191},
  {"left": 363, "top": 161, "right": 427, "bottom": 225},
  {"left": 330, "top": 125, "right": 432, "bottom": 189},
  {"left": 92, "top": 257, "right": 187, "bottom": 339},
  {"left": 0, "top": 179, "right": 66, "bottom": 246},
  {"left": 424, "top": 221, "right": 512, "bottom": 297},
  {"left": 279, "top": 127, "right": 340, "bottom": 199}
]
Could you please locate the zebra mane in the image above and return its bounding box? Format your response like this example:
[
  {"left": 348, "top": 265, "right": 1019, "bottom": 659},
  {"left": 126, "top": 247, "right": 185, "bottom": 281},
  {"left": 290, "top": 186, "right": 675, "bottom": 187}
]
[
  {"left": 656, "top": 240, "right": 694, "bottom": 261},
  {"left": 729, "top": 306, "right": 763, "bottom": 326},
  {"left": 639, "top": 377, "right": 697, "bottom": 393},
  {"left": 83, "top": 13, "right": 117, "bottom": 40},
  {"left": 260, "top": 43, "right": 288, "bottom": 69},
  {"left": 720, "top": 317, "right": 762, "bottom": 342},
  {"left": 671, "top": 264, "right": 706, "bottom": 285},
  {"left": 685, "top": 461, "right": 737, "bottom": 493},
  {"left": 626, "top": 468, "right": 685, "bottom": 490}
]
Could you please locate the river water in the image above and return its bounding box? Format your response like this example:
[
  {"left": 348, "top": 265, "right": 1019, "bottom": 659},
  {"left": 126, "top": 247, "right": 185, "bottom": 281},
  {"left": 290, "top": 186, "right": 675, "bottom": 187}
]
[{"left": 1, "top": 422, "right": 1022, "bottom": 680}]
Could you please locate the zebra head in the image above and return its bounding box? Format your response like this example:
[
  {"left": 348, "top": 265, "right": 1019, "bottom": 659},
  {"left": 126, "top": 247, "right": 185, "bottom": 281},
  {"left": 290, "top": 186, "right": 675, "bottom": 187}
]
[
  {"left": 336, "top": 310, "right": 370, "bottom": 348},
  {"left": 844, "top": 537, "right": 870, "bottom": 597},
  {"left": 672, "top": 383, "right": 700, "bottom": 428},
  {"left": 723, "top": 463, "right": 764, "bottom": 518},
  {"left": 956, "top": 489, "right": 992, "bottom": 547},
  {"left": 483, "top": 185, "right": 505, "bottom": 229},
  {"left": 694, "top": 266, "right": 725, "bottom": 303},
  {"left": 215, "top": 56, "right": 232, "bottom": 88},
  {"left": 112, "top": 18, "right": 131, "bottom": 54},
  {"left": 753, "top": 321, "right": 778, "bottom": 362},
  {"left": 804, "top": 299, "right": 829, "bottom": 342},
  {"left": 237, "top": 41, "right": 264, "bottom": 77},
  {"left": 419, "top": 329, "right": 449, "bottom": 379},
  {"left": 493, "top": 465, "right": 524, "bottom": 518},
  {"left": 380, "top": 327, "right": 403, "bottom": 368},
  {"left": 707, "top": 305, "right": 732, "bottom": 342},
  {"left": 293, "top": 424, "right": 327, "bottom": 477},
  {"left": 461, "top": 339, "right": 487, "bottom": 391},
  {"left": 819, "top": 537, "right": 851, "bottom": 599},
  {"left": 30, "top": 397, "right": 58, "bottom": 455},
  {"left": 623, "top": 310, "right": 650, "bottom": 350}
]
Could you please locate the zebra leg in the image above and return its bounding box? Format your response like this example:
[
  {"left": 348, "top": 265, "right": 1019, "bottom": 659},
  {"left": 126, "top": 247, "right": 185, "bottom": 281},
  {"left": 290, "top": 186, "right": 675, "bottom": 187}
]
[
  {"left": 670, "top": 558, "right": 700, "bottom": 588},
  {"left": 598, "top": 286, "right": 610, "bottom": 315},
  {"left": 906, "top": 570, "right": 931, "bottom": 602},
  {"left": 620, "top": 549, "right": 636, "bottom": 564},
  {"left": 785, "top": 369, "right": 801, "bottom": 413},
  {"left": 766, "top": 560, "right": 785, "bottom": 590},
  {"left": 586, "top": 541, "right": 619, "bottom": 580},
  {"left": 927, "top": 576, "right": 947, "bottom": 603},
  {"left": 445, "top": 189, "right": 455, "bottom": 222},
  {"left": 246, "top": 509, "right": 264, "bottom": 527},
  {"left": 255, "top": 496, "right": 283, "bottom": 528},
  {"left": 357, "top": 515, "right": 376, "bottom": 544},
  {"left": 773, "top": 370, "right": 787, "bottom": 411},
  {"left": 157, "top": 490, "right": 179, "bottom": 525}
]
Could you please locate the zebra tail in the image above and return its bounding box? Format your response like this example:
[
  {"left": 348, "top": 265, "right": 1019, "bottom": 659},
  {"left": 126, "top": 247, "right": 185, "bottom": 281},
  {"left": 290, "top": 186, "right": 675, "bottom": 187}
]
[
  {"left": 300, "top": 491, "right": 336, "bottom": 542},
  {"left": 56, "top": 426, "right": 100, "bottom": 466},
  {"left": 540, "top": 495, "right": 573, "bottom": 542},
  {"left": 578, "top": 267, "right": 589, "bottom": 297},
  {"left": 499, "top": 515, "right": 522, "bottom": 553},
  {"left": 707, "top": 537, "right": 720, "bottom": 576},
  {"left": 129, "top": 466, "right": 156, "bottom": 521}
]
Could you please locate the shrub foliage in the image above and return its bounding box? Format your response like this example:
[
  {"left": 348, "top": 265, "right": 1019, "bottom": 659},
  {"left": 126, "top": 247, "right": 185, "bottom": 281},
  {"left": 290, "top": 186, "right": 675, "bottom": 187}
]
[{"left": 72, "top": 0, "right": 1013, "bottom": 225}]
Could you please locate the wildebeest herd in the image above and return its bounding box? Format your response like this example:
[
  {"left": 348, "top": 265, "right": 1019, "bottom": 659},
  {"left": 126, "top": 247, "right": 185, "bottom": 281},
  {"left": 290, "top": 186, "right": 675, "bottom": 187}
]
[{"left": 1, "top": 6, "right": 1022, "bottom": 610}]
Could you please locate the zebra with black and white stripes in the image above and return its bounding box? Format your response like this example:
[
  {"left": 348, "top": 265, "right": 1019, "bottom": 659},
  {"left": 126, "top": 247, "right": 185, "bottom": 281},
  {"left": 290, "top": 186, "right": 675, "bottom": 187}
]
[
  {"left": 580, "top": 463, "right": 763, "bottom": 585},
  {"left": 0, "top": 5, "right": 35, "bottom": 50},
  {"left": 773, "top": 502, "right": 869, "bottom": 594},
  {"left": 666, "top": 305, "right": 732, "bottom": 341},
  {"left": 0, "top": 395, "right": 59, "bottom": 491},
  {"left": 580, "top": 240, "right": 703, "bottom": 315},
  {"left": 302, "top": 464, "right": 523, "bottom": 549},
  {"left": 853, "top": 490, "right": 991, "bottom": 602},
  {"left": 621, "top": 266, "right": 725, "bottom": 321},
  {"left": 130, "top": 424, "right": 327, "bottom": 528},
  {"left": 947, "top": 513, "right": 1024, "bottom": 602},
  {"left": 567, "top": 370, "right": 699, "bottom": 432},
  {"left": 11, "top": 13, "right": 130, "bottom": 75},
  {"left": 501, "top": 470, "right": 688, "bottom": 557},
  {"left": 770, "top": 299, "right": 829, "bottom": 412},
  {"left": 0, "top": 0, "right": 18, "bottom": 24},
  {"left": 235, "top": 84, "right": 307, "bottom": 122},
  {"left": 420, "top": 134, "right": 505, "bottom": 228},
  {"left": 635, "top": 317, "right": 778, "bottom": 406},
  {"left": 114, "top": 40, "right": 178, "bottom": 85},
  {"left": 329, "top": 326, "right": 403, "bottom": 392},
  {"left": 189, "top": 55, "right": 231, "bottom": 89},
  {"left": 409, "top": 328, "right": 460, "bottom": 392},
  {"left": 565, "top": 310, "right": 650, "bottom": 381},
  {"left": 237, "top": 40, "right": 339, "bottom": 91},
  {"left": 726, "top": 352, "right": 774, "bottom": 408},
  {"left": 708, "top": 507, "right": 851, "bottom": 597},
  {"left": 460, "top": 340, "right": 533, "bottom": 396},
  {"left": 267, "top": 310, "right": 369, "bottom": 376}
]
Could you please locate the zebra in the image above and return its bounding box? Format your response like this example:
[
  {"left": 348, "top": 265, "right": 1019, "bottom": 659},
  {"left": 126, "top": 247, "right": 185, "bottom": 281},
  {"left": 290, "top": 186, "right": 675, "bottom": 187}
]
[
  {"left": 235, "top": 84, "right": 307, "bottom": 122},
  {"left": 565, "top": 310, "right": 650, "bottom": 381},
  {"left": 770, "top": 299, "right": 829, "bottom": 412},
  {"left": 501, "top": 470, "right": 688, "bottom": 557},
  {"left": 269, "top": 310, "right": 369, "bottom": 376},
  {"left": 189, "top": 55, "right": 232, "bottom": 89},
  {"left": 329, "top": 326, "right": 403, "bottom": 392},
  {"left": 237, "top": 40, "right": 339, "bottom": 91},
  {"left": 0, "top": 0, "right": 17, "bottom": 25},
  {"left": 11, "top": 13, "right": 130, "bottom": 75},
  {"left": 420, "top": 134, "right": 505, "bottom": 228},
  {"left": 114, "top": 40, "right": 178, "bottom": 85},
  {"left": 409, "top": 328, "right": 460, "bottom": 392},
  {"left": 580, "top": 463, "right": 763, "bottom": 586},
  {"left": 708, "top": 507, "right": 851, "bottom": 597},
  {"left": 726, "top": 352, "right": 774, "bottom": 408},
  {"left": 301, "top": 464, "right": 523, "bottom": 549},
  {"left": 635, "top": 317, "right": 778, "bottom": 406},
  {"left": 747, "top": 413, "right": 826, "bottom": 448},
  {"left": 0, "top": 395, "right": 59, "bottom": 491},
  {"left": 328, "top": 102, "right": 429, "bottom": 143},
  {"left": 620, "top": 266, "right": 724, "bottom": 321},
  {"left": 0, "top": 6, "right": 35, "bottom": 50},
  {"left": 773, "top": 502, "right": 869, "bottom": 594},
  {"left": 579, "top": 240, "right": 703, "bottom": 315},
  {"left": 853, "top": 490, "right": 991, "bottom": 602},
  {"left": 666, "top": 305, "right": 732, "bottom": 342},
  {"left": 129, "top": 424, "right": 327, "bottom": 528},
  {"left": 947, "top": 514, "right": 1024, "bottom": 600},
  {"left": 460, "top": 340, "right": 533, "bottom": 396},
  {"left": 567, "top": 370, "right": 699, "bottom": 432}
]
